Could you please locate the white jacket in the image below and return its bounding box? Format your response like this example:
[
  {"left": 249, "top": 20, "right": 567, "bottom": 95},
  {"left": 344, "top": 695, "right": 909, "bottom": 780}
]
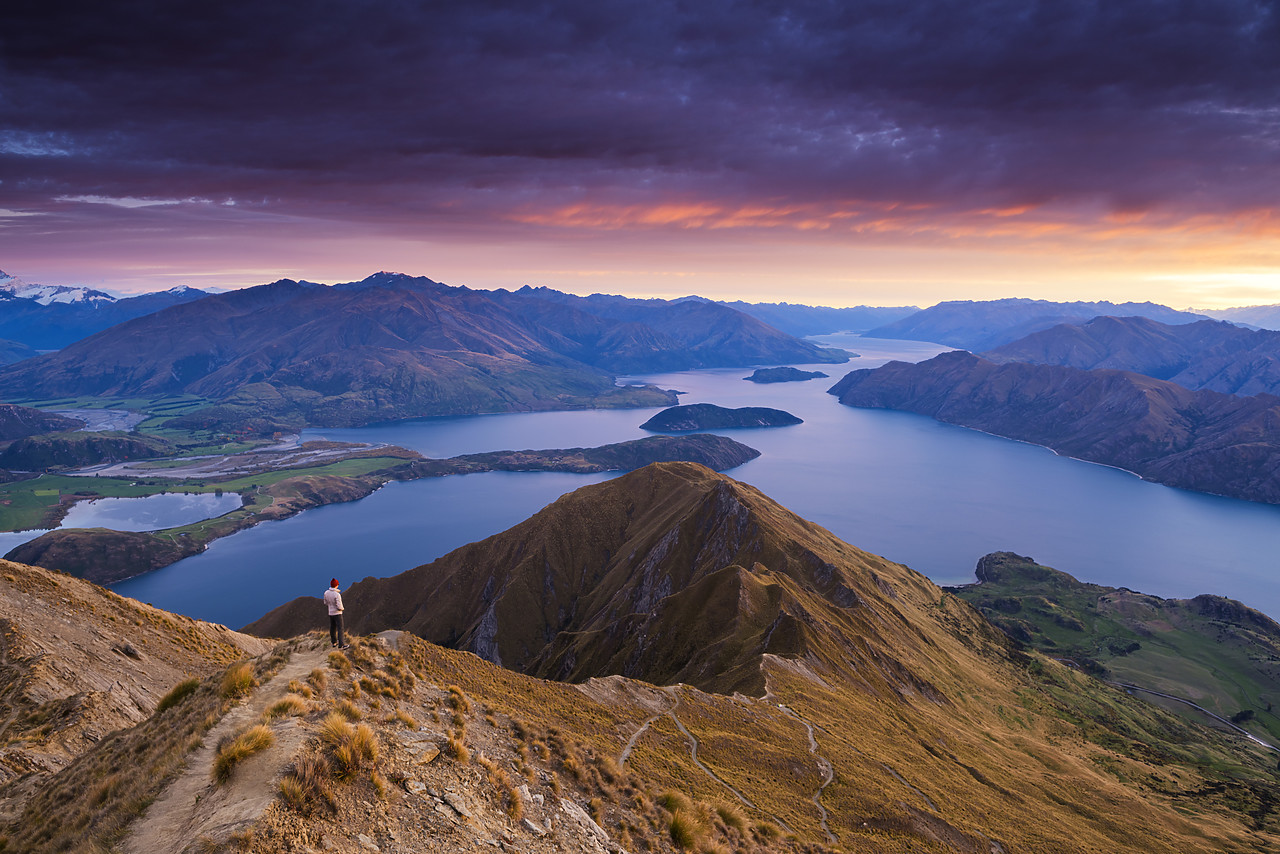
[{"left": 324, "top": 587, "right": 344, "bottom": 616}]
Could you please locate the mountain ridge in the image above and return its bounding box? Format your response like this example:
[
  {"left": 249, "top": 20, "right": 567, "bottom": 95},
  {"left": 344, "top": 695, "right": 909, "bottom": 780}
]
[{"left": 830, "top": 350, "right": 1280, "bottom": 504}]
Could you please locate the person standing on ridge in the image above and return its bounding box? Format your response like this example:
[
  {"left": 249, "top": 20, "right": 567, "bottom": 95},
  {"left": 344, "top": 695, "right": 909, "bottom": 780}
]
[{"left": 325, "top": 578, "right": 348, "bottom": 649}]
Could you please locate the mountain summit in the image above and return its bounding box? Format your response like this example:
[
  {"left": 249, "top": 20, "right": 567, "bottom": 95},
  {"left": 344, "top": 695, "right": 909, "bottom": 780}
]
[{"left": 250, "top": 462, "right": 1004, "bottom": 697}]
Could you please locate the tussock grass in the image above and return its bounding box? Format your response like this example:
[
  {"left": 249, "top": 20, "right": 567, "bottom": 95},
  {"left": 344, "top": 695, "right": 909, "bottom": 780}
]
[
  {"left": 667, "top": 808, "right": 706, "bottom": 850},
  {"left": 327, "top": 650, "right": 351, "bottom": 677},
  {"left": 319, "top": 712, "right": 354, "bottom": 747},
  {"left": 714, "top": 803, "right": 747, "bottom": 833},
  {"left": 445, "top": 732, "right": 470, "bottom": 763},
  {"left": 156, "top": 678, "right": 200, "bottom": 714},
  {"left": 219, "top": 662, "right": 255, "bottom": 700},
  {"left": 334, "top": 698, "right": 362, "bottom": 721},
  {"left": 263, "top": 694, "right": 308, "bottom": 720},
  {"left": 447, "top": 685, "right": 471, "bottom": 714},
  {"left": 391, "top": 708, "right": 418, "bottom": 728},
  {"left": 307, "top": 668, "right": 327, "bottom": 692},
  {"left": 212, "top": 725, "right": 274, "bottom": 783},
  {"left": 279, "top": 754, "right": 336, "bottom": 815},
  {"left": 656, "top": 790, "right": 693, "bottom": 814}
]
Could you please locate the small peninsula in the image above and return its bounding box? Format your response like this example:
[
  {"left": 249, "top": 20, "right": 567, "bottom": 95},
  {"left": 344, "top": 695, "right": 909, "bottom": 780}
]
[
  {"left": 640, "top": 402, "right": 802, "bottom": 431},
  {"left": 743, "top": 366, "right": 830, "bottom": 383},
  {"left": 3, "top": 433, "right": 760, "bottom": 583}
]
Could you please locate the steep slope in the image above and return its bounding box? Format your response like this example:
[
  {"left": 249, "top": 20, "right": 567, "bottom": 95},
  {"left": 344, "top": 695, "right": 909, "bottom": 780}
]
[
  {"left": 242, "top": 464, "right": 1280, "bottom": 852},
  {"left": 0, "top": 559, "right": 270, "bottom": 818},
  {"left": 985, "top": 315, "right": 1280, "bottom": 397},
  {"left": 866, "top": 297, "right": 1205, "bottom": 350},
  {"left": 6, "top": 480, "right": 1280, "bottom": 851},
  {"left": 249, "top": 462, "right": 1016, "bottom": 697},
  {"left": 830, "top": 350, "right": 1280, "bottom": 503}
]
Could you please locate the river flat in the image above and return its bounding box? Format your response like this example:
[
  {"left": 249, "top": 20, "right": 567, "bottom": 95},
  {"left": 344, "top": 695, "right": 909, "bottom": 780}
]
[{"left": 114, "top": 335, "right": 1280, "bottom": 629}]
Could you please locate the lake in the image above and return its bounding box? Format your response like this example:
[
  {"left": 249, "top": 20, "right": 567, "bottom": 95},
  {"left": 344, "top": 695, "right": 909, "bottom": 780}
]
[
  {"left": 114, "top": 335, "right": 1280, "bottom": 629},
  {"left": 0, "top": 491, "right": 242, "bottom": 554}
]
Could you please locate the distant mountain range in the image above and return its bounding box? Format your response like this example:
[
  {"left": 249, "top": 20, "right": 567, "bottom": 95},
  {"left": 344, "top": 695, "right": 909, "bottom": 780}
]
[
  {"left": 866, "top": 297, "right": 1207, "bottom": 350},
  {"left": 718, "top": 299, "right": 919, "bottom": 336},
  {"left": 1197, "top": 303, "right": 1280, "bottom": 331},
  {"left": 0, "top": 272, "right": 847, "bottom": 430},
  {"left": 831, "top": 350, "right": 1280, "bottom": 504},
  {"left": 985, "top": 315, "right": 1280, "bottom": 397},
  {"left": 0, "top": 269, "right": 213, "bottom": 350}
]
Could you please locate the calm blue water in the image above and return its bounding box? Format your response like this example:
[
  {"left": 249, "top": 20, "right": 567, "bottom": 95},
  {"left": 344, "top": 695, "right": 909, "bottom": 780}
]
[
  {"left": 115, "top": 335, "right": 1280, "bottom": 629},
  {"left": 0, "top": 492, "right": 242, "bottom": 554}
]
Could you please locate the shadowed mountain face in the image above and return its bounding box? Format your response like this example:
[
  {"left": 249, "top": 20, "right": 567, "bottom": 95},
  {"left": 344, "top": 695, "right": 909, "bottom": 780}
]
[
  {"left": 0, "top": 274, "right": 845, "bottom": 430},
  {"left": 0, "top": 403, "right": 80, "bottom": 441},
  {"left": 866, "top": 297, "right": 1205, "bottom": 351},
  {"left": 248, "top": 462, "right": 1003, "bottom": 697},
  {"left": 985, "top": 315, "right": 1280, "bottom": 397},
  {"left": 831, "top": 350, "right": 1280, "bottom": 504}
]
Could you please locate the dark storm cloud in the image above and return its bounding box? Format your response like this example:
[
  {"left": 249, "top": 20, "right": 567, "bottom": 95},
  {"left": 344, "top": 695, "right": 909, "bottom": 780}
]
[{"left": 2, "top": 0, "right": 1278, "bottom": 228}]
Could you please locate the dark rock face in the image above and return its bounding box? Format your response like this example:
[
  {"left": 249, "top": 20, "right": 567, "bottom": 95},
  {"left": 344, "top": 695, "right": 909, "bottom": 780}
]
[
  {"left": 743, "top": 366, "right": 830, "bottom": 383},
  {"left": 640, "top": 403, "right": 802, "bottom": 431},
  {"left": 831, "top": 350, "right": 1280, "bottom": 505},
  {"left": 985, "top": 315, "right": 1280, "bottom": 397}
]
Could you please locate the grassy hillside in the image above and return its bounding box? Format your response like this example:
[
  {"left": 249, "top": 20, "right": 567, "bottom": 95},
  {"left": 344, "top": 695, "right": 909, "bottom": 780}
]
[{"left": 951, "top": 551, "right": 1280, "bottom": 746}]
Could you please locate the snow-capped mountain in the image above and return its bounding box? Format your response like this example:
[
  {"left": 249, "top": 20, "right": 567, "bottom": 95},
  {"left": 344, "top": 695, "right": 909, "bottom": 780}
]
[
  {"left": 0, "top": 270, "right": 215, "bottom": 349},
  {"left": 0, "top": 270, "right": 116, "bottom": 306}
]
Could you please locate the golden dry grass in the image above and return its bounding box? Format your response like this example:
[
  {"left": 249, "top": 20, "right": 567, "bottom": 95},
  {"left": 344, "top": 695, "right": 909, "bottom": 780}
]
[
  {"left": 219, "top": 662, "right": 255, "bottom": 699},
  {"left": 212, "top": 724, "right": 274, "bottom": 783}
]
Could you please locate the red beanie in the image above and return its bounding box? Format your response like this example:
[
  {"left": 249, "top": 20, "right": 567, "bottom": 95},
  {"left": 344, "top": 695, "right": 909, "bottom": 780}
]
[{"left": 330, "top": 578, "right": 339, "bottom": 587}]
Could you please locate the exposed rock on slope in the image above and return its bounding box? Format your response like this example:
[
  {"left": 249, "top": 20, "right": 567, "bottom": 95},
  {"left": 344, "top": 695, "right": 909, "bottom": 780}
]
[
  {"left": 866, "top": 297, "right": 1205, "bottom": 350},
  {"left": 984, "top": 315, "right": 1280, "bottom": 397},
  {"left": 640, "top": 403, "right": 802, "bottom": 431},
  {"left": 0, "top": 559, "right": 270, "bottom": 816},
  {"left": 831, "top": 350, "right": 1280, "bottom": 504}
]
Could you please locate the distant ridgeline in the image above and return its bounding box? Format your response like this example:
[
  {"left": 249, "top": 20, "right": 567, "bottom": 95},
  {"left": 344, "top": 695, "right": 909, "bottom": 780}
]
[{"left": 0, "top": 273, "right": 848, "bottom": 433}]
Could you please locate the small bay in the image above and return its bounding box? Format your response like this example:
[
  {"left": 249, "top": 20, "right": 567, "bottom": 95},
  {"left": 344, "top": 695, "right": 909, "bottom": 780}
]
[{"left": 114, "top": 335, "right": 1280, "bottom": 628}]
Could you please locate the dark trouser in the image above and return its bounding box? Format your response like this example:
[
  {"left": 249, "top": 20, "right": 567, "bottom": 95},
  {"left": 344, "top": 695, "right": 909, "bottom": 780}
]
[{"left": 329, "top": 614, "right": 345, "bottom": 647}]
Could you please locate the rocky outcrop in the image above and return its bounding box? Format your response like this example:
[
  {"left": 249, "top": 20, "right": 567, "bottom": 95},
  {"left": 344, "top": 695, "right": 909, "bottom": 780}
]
[
  {"left": 640, "top": 403, "right": 802, "bottom": 431},
  {"left": 831, "top": 350, "right": 1280, "bottom": 504}
]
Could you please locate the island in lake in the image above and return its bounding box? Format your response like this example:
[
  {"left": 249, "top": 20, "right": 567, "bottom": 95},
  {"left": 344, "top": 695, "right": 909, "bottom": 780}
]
[
  {"left": 640, "top": 402, "right": 802, "bottom": 431},
  {"left": 743, "top": 366, "right": 830, "bottom": 383}
]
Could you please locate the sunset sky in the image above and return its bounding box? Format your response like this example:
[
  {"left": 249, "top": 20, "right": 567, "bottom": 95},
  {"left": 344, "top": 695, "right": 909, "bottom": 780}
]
[{"left": 2, "top": 1, "right": 1279, "bottom": 308}]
